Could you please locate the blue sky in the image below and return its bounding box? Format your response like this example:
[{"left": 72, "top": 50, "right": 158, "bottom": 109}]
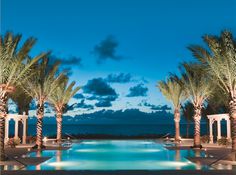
[{"left": 2, "top": 0, "right": 236, "bottom": 115}]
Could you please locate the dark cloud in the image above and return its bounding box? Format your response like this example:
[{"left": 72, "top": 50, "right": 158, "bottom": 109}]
[
  {"left": 141, "top": 101, "right": 171, "bottom": 111},
  {"left": 74, "top": 100, "right": 94, "bottom": 110},
  {"left": 92, "top": 35, "right": 122, "bottom": 63},
  {"left": 105, "top": 73, "right": 133, "bottom": 83},
  {"left": 49, "top": 55, "right": 82, "bottom": 76},
  {"left": 83, "top": 78, "right": 118, "bottom": 107},
  {"left": 83, "top": 78, "right": 117, "bottom": 96},
  {"left": 73, "top": 93, "right": 85, "bottom": 99},
  {"left": 50, "top": 55, "right": 82, "bottom": 67},
  {"left": 95, "top": 100, "right": 112, "bottom": 107},
  {"left": 126, "top": 84, "right": 148, "bottom": 97},
  {"left": 62, "top": 56, "right": 82, "bottom": 66}
]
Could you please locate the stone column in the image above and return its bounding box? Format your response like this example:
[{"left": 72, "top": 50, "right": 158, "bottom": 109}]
[
  {"left": 4, "top": 117, "right": 9, "bottom": 143},
  {"left": 22, "top": 118, "right": 27, "bottom": 144},
  {"left": 14, "top": 118, "right": 19, "bottom": 139},
  {"left": 217, "top": 119, "right": 221, "bottom": 140},
  {"left": 227, "top": 119, "right": 231, "bottom": 141},
  {"left": 209, "top": 118, "right": 213, "bottom": 143}
]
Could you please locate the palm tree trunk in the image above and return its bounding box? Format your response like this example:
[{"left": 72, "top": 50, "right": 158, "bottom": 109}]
[
  {"left": 174, "top": 108, "right": 180, "bottom": 141},
  {"left": 193, "top": 105, "right": 202, "bottom": 148},
  {"left": 229, "top": 97, "right": 236, "bottom": 155},
  {"left": 0, "top": 92, "right": 8, "bottom": 161},
  {"left": 56, "top": 112, "right": 62, "bottom": 144},
  {"left": 33, "top": 103, "right": 45, "bottom": 149}
]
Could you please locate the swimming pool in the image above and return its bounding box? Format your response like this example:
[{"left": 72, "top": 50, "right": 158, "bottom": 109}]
[{"left": 24, "top": 140, "right": 210, "bottom": 170}]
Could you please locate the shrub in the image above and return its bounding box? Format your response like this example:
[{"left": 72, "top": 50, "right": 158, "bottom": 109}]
[
  {"left": 201, "top": 135, "right": 210, "bottom": 143},
  {"left": 7, "top": 138, "right": 21, "bottom": 148},
  {"left": 217, "top": 137, "right": 230, "bottom": 146}
]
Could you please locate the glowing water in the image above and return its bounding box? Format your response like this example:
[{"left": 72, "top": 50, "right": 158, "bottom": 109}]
[{"left": 25, "top": 140, "right": 208, "bottom": 170}]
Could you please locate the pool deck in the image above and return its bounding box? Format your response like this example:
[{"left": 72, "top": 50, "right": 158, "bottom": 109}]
[
  {"left": 165, "top": 138, "right": 236, "bottom": 168},
  {"left": 0, "top": 144, "right": 69, "bottom": 167}
]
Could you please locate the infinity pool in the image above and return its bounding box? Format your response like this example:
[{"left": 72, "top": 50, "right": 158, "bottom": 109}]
[{"left": 25, "top": 140, "right": 208, "bottom": 170}]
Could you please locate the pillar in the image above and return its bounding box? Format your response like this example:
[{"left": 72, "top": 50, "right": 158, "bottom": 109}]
[
  {"left": 227, "top": 119, "right": 231, "bottom": 141},
  {"left": 209, "top": 118, "right": 213, "bottom": 143},
  {"left": 4, "top": 117, "right": 9, "bottom": 143},
  {"left": 14, "top": 118, "right": 19, "bottom": 139},
  {"left": 22, "top": 118, "right": 27, "bottom": 144},
  {"left": 217, "top": 119, "right": 221, "bottom": 140}
]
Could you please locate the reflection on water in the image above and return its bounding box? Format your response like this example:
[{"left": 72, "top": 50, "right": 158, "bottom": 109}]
[
  {"left": 36, "top": 151, "right": 42, "bottom": 170},
  {"left": 56, "top": 150, "right": 62, "bottom": 170}
]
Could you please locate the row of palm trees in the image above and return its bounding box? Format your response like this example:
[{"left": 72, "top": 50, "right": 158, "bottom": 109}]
[
  {"left": 0, "top": 33, "right": 80, "bottom": 160},
  {"left": 158, "top": 30, "right": 236, "bottom": 151}
]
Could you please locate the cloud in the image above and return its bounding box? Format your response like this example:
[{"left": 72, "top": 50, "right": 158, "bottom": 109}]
[
  {"left": 74, "top": 100, "right": 94, "bottom": 110},
  {"left": 95, "top": 100, "right": 112, "bottom": 107},
  {"left": 105, "top": 73, "right": 133, "bottom": 83},
  {"left": 83, "top": 78, "right": 118, "bottom": 107},
  {"left": 126, "top": 83, "right": 148, "bottom": 97},
  {"left": 73, "top": 93, "right": 85, "bottom": 99},
  {"left": 140, "top": 101, "right": 171, "bottom": 111},
  {"left": 50, "top": 55, "right": 82, "bottom": 67},
  {"left": 49, "top": 55, "right": 82, "bottom": 76},
  {"left": 83, "top": 78, "right": 117, "bottom": 96},
  {"left": 62, "top": 56, "right": 82, "bottom": 66},
  {"left": 92, "top": 35, "right": 122, "bottom": 63}
]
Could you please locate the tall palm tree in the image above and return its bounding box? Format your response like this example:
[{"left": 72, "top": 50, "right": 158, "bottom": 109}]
[
  {"left": 22, "top": 57, "right": 65, "bottom": 149},
  {"left": 178, "top": 63, "right": 213, "bottom": 148},
  {"left": 189, "top": 31, "right": 236, "bottom": 151},
  {"left": 0, "top": 32, "right": 45, "bottom": 160},
  {"left": 49, "top": 77, "right": 80, "bottom": 143},
  {"left": 157, "top": 76, "right": 185, "bottom": 141}
]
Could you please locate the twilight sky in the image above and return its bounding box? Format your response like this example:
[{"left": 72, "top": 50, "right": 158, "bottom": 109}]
[{"left": 1, "top": 0, "right": 236, "bottom": 116}]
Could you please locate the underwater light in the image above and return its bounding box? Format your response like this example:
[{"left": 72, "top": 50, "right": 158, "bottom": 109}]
[
  {"left": 48, "top": 161, "right": 79, "bottom": 167},
  {"left": 141, "top": 149, "right": 161, "bottom": 152},
  {"left": 156, "top": 161, "right": 191, "bottom": 167},
  {"left": 76, "top": 149, "right": 99, "bottom": 152}
]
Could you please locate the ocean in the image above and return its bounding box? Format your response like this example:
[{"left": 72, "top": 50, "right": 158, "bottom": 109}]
[{"left": 8, "top": 123, "right": 227, "bottom": 138}]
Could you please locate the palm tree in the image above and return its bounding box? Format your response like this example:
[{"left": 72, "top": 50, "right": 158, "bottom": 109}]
[
  {"left": 11, "top": 86, "right": 33, "bottom": 115},
  {"left": 10, "top": 86, "right": 33, "bottom": 141},
  {"left": 22, "top": 57, "right": 65, "bottom": 149},
  {"left": 0, "top": 32, "right": 45, "bottom": 160},
  {"left": 178, "top": 63, "right": 213, "bottom": 148},
  {"left": 157, "top": 76, "right": 185, "bottom": 141},
  {"left": 48, "top": 77, "right": 80, "bottom": 144},
  {"left": 189, "top": 31, "right": 236, "bottom": 151}
]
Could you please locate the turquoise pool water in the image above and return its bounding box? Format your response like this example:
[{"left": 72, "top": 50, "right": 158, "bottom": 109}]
[{"left": 23, "top": 140, "right": 209, "bottom": 170}]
